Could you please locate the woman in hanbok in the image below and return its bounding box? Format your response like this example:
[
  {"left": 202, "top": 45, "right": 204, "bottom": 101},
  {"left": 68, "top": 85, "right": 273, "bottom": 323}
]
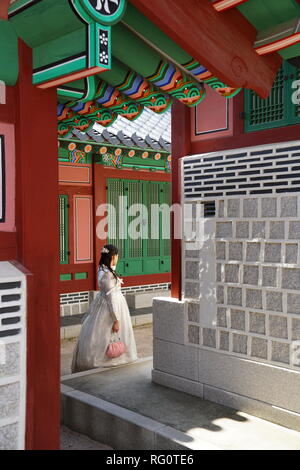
[{"left": 71, "top": 244, "right": 138, "bottom": 373}]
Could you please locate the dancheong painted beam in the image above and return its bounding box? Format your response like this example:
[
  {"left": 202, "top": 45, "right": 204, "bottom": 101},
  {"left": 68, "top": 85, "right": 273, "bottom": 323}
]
[
  {"left": 129, "top": 0, "right": 282, "bottom": 98},
  {"left": 212, "top": 0, "right": 249, "bottom": 13},
  {"left": 255, "top": 18, "right": 300, "bottom": 56}
]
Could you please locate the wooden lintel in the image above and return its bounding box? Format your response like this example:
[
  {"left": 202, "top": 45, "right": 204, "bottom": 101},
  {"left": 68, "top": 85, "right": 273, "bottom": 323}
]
[{"left": 129, "top": 0, "right": 282, "bottom": 98}]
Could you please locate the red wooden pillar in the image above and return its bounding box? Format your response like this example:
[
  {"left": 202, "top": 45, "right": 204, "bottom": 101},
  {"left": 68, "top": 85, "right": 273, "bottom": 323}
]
[
  {"left": 15, "top": 41, "right": 60, "bottom": 450},
  {"left": 171, "top": 101, "right": 191, "bottom": 299}
]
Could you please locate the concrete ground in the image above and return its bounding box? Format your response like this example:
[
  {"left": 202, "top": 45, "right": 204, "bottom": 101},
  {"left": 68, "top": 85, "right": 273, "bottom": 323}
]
[
  {"left": 61, "top": 324, "right": 153, "bottom": 377},
  {"left": 62, "top": 359, "right": 300, "bottom": 450},
  {"left": 61, "top": 324, "right": 153, "bottom": 450}
]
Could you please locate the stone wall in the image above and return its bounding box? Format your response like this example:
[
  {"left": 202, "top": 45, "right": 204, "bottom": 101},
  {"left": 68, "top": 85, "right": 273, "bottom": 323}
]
[
  {"left": 185, "top": 196, "right": 300, "bottom": 372},
  {"left": 152, "top": 141, "right": 300, "bottom": 431}
]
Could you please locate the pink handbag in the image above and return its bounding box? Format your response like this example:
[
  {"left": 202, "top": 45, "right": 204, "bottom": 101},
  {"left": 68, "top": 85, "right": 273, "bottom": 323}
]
[{"left": 106, "top": 333, "right": 126, "bottom": 358}]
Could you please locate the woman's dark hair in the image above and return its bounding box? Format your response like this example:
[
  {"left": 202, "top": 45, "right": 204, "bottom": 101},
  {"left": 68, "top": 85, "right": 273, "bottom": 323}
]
[{"left": 99, "top": 244, "right": 119, "bottom": 281}]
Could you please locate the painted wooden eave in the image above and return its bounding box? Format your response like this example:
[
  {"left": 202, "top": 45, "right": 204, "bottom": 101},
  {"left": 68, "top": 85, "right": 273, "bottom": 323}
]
[
  {"left": 0, "top": 20, "right": 18, "bottom": 86},
  {"left": 255, "top": 18, "right": 300, "bottom": 55},
  {"left": 129, "top": 0, "right": 282, "bottom": 99}
]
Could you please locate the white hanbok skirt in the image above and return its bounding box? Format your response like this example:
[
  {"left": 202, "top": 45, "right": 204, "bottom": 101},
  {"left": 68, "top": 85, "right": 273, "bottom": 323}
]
[{"left": 71, "top": 290, "right": 138, "bottom": 373}]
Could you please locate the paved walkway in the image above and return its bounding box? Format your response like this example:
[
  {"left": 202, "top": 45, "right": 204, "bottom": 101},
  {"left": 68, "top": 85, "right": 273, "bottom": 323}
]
[
  {"left": 61, "top": 324, "right": 153, "bottom": 449},
  {"left": 62, "top": 359, "right": 300, "bottom": 450},
  {"left": 61, "top": 324, "right": 153, "bottom": 377}
]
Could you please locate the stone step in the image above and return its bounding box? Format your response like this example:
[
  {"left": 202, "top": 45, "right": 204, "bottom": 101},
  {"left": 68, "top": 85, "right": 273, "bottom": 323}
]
[{"left": 61, "top": 358, "right": 300, "bottom": 450}]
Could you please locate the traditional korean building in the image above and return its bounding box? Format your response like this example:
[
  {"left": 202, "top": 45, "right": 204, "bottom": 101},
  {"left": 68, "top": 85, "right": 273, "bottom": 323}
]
[
  {"left": 58, "top": 108, "right": 172, "bottom": 319},
  {"left": 0, "top": 0, "right": 300, "bottom": 450}
]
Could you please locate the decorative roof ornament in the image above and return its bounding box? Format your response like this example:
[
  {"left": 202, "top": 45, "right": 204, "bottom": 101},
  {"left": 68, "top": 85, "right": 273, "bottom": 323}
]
[{"left": 73, "top": 0, "right": 127, "bottom": 25}]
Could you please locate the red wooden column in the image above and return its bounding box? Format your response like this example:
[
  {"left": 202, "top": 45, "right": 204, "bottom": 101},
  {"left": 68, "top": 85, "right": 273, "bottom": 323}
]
[
  {"left": 15, "top": 41, "right": 60, "bottom": 450},
  {"left": 171, "top": 101, "right": 191, "bottom": 299}
]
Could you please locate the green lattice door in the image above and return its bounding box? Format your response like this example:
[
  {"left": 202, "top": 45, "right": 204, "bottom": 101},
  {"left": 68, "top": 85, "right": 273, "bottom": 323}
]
[
  {"left": 107, "top": 178, "right": 171, "bottom": 276},
  {"left": 244, "top": 61, "right": 300, "bottom": 132},
  {"left": 59, "top": 195, "right": 69, "bottom": 265}
]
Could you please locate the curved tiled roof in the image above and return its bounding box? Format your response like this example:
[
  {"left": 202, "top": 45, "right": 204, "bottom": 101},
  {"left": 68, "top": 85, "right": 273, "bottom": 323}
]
[{"left": 65, "top": 107, "right": 171, "bottom": 153}]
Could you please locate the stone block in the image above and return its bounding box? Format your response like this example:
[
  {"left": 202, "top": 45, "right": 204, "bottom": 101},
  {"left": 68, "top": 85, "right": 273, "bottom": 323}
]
[
  {"left": 271, "top": 341, "right": 290, "bottom": 365},
  {"left": 0, "top": 423, "right": 18, "bottom": 450},
  {"left": 229, "top": 242, "right": 243, "bottom": 261},
  {"left": 185, "top": 249, "right": 200, "bottom": 259},
  {"left": 185, "top": 261, "right": 199, "bottom": 280},
  {"left": 0, "top": 342, "right": 19, "bottom": 378},
  {"left": 286, "top": 245, "right": 298, "bottom": 265},
  {"left": 217, "top": 307, "right": 227, "bottom": 328},
  {"left": 236, "top": 222, "right": 249, "bottom": 239},
  {"left": 71, "top": 304, "right": 80, "bottom": 316},
  {"left": 232, "top": 333, "right": 248, "bottom": 355},
  {"left": 246, "top": 289, "right": 263, "bottom": 309},
  {"left": 249, "top": 312, "right": 266, "bottom": 335},
  {"left": 282, "top": 268, "right": 300, "bottom": 290},
  {"left": 292, "top": 318, "right": 300, "bottom": 341},
  {"left": 230, "top": 309, "right": 245, "bottom": 331},
  {"left": 218, "top": 200, "right": 225, "bottom": 218},
  {"left": 246, "top": 243, "right": 261, "bottom": 262},
  {"left": 264, "top": 243, "right": 282, "bottom": 263},
  {"left": 0, "top": 382, "right": 19, "bottom": 420},
  {"left": 243, "top": 198, "right": 258, "bottom": 218},
  {"left": 153, "top": 339, "right": 199, "bottom": 382},
  {"left": 208, "top": 349, "right": 300, "bottom": 416},
  {"left": 188, "top": 325, "right": 200, "bottom": 345},
  {"left": 80, "top": 302, "right": 89, "bottom": 314},
  {"left": 269, "top": 315, "right": 288, "bottom": 339},
  {"left": 224, "top": 264, "right": 240, "bottom": 284},
  {"left": 289, "top": 221, "right": 300, "bottom": 240},
  {"left": 270, "top": 221, "right": 285, "bottom": 240},
  {"left": 216, "top": 222, "right": 233, "bottom": 239},
  {"left": 63, "top": 392, "right": 157, "bottom": 450},
  {"left": 202, "top": 328, "right": 216, "bottom": 349},
  {"left": 203, "top": 384, "right": 300, "bottom": 433},
  {"left": 287, "top": 293, "right": 300, "bottom": 314},
  {"left": 152, "top": 369, "right": 204, "bottom": 399},
  {"left": 185, "top": 282, "right": 200, "bottom": 300},
  {"left": 63, "top": 305, "right": 71, "bottom": 316},
  {"left": 251, "top": 337, "right": 268, "bottom": 360},
  {"left": 198, "top": 348, "right": 300, "bottom": 413},
  {"left": 243, "top": 265, "right": 259, "bottom": 286},
  {"left": 153, "top": 298, "right": 185, "bottom": 345},
  {"left": 216, "top": 242, "right": 226, "bottom": 260},
  {"left": 281, "top": 196, "right": 298, "bottom": 218},
  {"left": 227, "top": 287, "right": 243, "bottom": 306},
  {"left": 217, "top": 286, "right": 224, "bottom": 304},
  {"left": 261, "top": 198, "right": 277, "bottom": 218},
  {"left": 252, "top": 221, "right": 266, "bottom": 239},
  {"left": 187, "top": 302, "right": 200, "bottom": 323},
  {"left": 262, "top": 267, "right": 277, "bottom": 287},
  {"left": 127, "top": 291, "right": 169, "bottom": 309},
  {"left": 266, "top": 291, "right": 283, "bottom": 312},
  {"left": 227, "top": 199, "right": 240, "bottom": 218},
  {"left": 216, "top": 264, "right": 222, "bottom": 282},
  {"left": 219, "top": 331, "right": 229, "bottom": 351}
]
